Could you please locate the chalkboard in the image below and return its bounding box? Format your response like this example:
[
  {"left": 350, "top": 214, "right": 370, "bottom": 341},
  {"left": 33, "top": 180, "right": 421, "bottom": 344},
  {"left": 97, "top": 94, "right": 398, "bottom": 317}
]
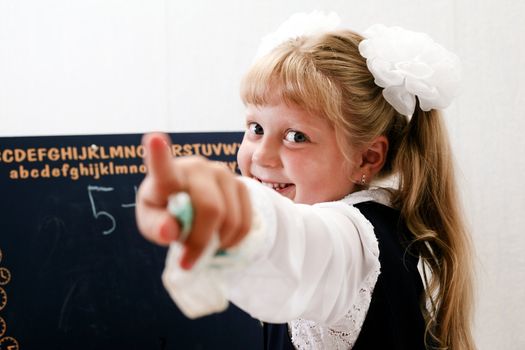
[{"left": 0, "top": 132, "right": 263, "bottom": 350}]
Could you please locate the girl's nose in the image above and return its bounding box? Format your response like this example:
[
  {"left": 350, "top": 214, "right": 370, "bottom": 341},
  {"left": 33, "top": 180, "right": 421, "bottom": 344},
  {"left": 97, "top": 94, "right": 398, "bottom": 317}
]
[{"left": 252, "top": 139, "right": 281, "bottom": 168}]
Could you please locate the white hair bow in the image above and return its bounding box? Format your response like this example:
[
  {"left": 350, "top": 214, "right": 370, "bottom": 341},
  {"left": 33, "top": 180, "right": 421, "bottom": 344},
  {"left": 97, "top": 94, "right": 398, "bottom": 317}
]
[{"left": 359, "top": 24, "right": 462, "bottom": 117}]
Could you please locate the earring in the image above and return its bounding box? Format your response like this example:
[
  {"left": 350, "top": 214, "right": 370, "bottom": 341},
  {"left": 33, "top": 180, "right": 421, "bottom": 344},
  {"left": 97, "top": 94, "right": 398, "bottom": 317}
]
[
  {"left": 351, "top": 174, "right": 367, "bottom": 186},
  {"left": 360, "top": 174, "right": 366, "bottom": 185}
]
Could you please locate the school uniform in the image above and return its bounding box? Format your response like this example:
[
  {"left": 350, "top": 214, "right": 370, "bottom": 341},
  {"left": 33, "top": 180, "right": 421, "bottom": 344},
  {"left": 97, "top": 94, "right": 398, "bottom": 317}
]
[
  {"left": 263, "top": 201, "right": 426, "bottom": 349},
  {"left": 163, "top": 178, "right": 426, "bottom": 349}
]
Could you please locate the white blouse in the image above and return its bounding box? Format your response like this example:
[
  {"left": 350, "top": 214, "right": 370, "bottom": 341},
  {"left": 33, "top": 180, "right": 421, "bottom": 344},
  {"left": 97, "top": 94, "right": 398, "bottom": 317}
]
[{"left": 162, "top": 177, "right": 393, "bottom": 349}]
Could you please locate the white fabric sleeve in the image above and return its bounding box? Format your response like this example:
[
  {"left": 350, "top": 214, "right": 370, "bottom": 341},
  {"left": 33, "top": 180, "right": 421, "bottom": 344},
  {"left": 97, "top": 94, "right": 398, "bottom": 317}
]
[
  {"left": 223, "top": 177, "right": 380, "bottom": 327},
  {"left": 162, "top": 176, "right": 380, "bottom": 332}
]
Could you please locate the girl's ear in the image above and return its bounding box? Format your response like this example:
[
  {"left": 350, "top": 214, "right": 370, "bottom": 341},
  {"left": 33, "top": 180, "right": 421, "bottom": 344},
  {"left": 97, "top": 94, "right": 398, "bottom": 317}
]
[{"left": 351, "top": 136, "right": 389, "bottom": 185}]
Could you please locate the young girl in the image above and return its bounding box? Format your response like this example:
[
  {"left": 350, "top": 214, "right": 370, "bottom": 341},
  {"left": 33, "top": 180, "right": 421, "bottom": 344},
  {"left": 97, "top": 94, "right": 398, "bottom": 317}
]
[{"left": 136, "top": 12, "right": 475, "bottom": 350}]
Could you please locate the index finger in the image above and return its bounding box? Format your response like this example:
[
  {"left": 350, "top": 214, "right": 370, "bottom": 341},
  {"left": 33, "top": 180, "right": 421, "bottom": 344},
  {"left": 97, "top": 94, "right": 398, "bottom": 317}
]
[{"left": 142, "top": 133, "right": 184, "bottom": 190}]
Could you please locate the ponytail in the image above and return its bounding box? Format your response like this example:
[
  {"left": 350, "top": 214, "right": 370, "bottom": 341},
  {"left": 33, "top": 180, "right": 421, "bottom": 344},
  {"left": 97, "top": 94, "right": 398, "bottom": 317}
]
[{"left": 392, "top": 107, "right": 475, "bottom": 350}]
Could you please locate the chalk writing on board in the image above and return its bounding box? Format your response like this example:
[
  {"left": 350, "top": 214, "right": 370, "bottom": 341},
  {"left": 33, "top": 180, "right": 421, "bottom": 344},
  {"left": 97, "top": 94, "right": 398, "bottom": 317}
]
[
  {"left": 87, "top": 185, "right": 117, "bottom": 235},
  {"left": 87, "top": 185, "right": 138, "bottom": 235},
  {"left": 121, "top": 186, "right": 138, "bottom": 208}
]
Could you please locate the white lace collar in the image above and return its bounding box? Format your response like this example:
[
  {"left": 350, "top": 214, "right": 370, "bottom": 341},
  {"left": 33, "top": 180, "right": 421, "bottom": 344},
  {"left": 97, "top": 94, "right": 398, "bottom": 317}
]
[{"left": 340, "top": 187, "right": 394, "bottom": 208}]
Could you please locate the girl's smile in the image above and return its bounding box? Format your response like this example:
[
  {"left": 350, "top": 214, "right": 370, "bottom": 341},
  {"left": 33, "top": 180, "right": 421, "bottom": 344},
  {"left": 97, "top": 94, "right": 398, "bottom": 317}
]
[{"left": 252, "top": 176, "right": 296, "bottom": 196}]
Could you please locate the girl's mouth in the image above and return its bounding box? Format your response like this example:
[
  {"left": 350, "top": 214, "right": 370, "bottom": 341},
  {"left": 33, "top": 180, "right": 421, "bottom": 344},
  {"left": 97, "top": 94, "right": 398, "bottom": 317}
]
[{"left": 254, "top": 177, "right": 294, "bottom": 194}]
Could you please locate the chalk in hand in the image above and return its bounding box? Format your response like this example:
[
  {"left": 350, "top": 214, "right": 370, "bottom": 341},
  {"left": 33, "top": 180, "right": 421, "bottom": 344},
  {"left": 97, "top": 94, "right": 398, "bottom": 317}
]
[
  {"left": 167, "top": 192, "right": 229, "bottom": 258},
  {"left": 167, "top": 192, "right": 193, "bottom": 242}
]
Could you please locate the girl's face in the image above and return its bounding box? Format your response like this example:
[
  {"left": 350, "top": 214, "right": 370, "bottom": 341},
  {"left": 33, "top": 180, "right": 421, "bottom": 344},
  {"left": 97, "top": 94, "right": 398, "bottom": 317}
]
[{"left": 237, "top": 102, "right": 358, "bottom": 204}]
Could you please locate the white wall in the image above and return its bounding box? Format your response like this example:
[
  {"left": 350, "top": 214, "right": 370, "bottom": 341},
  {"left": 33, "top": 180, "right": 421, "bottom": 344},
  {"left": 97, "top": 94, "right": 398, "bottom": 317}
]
[{"left": 1, "top": 1, "right": 524, "bottom": 348}]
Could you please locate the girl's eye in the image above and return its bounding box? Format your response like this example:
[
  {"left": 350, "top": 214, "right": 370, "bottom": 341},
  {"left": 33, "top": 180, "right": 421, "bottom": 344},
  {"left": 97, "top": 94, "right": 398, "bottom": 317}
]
[
  {"left": 248, "top": 122, "right": 264, "bottom": 135},
  {"left": 285, "top": 130, "right": 309, "bottom": 143}
]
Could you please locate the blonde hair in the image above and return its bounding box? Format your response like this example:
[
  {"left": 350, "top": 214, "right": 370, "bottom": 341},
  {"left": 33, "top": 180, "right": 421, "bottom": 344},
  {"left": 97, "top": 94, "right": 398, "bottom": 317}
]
[{"left": 241, "top": 30, "right": 475, "bottom": 350}]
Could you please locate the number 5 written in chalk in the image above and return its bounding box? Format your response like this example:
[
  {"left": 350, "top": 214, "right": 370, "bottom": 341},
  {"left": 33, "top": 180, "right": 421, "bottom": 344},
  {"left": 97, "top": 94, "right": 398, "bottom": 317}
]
[{"left": 87, "top": 185, "right": 116, "bottom": 235}]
